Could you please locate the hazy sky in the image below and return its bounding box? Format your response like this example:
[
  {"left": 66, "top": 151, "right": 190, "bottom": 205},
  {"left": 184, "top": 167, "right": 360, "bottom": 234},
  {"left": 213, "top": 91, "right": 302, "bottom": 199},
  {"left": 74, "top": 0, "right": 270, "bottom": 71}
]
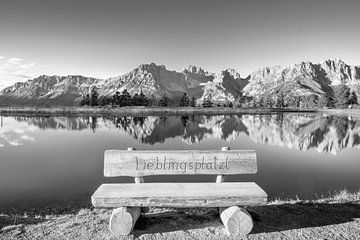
[{"left": 1, "top": 0, "right": 360, "bottom": 89}]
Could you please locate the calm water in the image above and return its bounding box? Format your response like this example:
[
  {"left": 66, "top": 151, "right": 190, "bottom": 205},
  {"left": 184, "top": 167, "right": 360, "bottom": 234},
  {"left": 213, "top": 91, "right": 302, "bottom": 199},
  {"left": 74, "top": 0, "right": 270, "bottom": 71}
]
[{"left": 0, "top": 113, "right": 359, "bottom": 209}]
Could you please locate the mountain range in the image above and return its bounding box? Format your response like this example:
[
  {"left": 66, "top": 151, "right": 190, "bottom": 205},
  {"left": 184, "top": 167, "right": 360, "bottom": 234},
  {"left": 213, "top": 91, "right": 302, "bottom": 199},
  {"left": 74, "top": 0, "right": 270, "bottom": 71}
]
[{"left": 0, "top": 58, "right": 359, "bottom": 106}]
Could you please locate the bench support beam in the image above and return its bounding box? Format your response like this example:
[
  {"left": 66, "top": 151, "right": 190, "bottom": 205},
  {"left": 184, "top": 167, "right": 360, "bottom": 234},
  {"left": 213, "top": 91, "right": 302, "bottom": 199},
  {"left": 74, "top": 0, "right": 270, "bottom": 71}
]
[
  {"left": 109, "top": 207, "right": 141, "bottom": 236},
  {"left": 219, "top": 206, "right": 253, "bottom": 236}
]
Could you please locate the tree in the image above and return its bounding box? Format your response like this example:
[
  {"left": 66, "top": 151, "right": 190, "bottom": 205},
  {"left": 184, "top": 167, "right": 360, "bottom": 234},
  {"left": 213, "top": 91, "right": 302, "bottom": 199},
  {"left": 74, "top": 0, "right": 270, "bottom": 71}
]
[
  {"left": 112, "top": 91, "right": 121, "bottom": 106},
  {"left": 202, "top": 95, "right": 213, "bottom": 107},
  {"left": 248, "top": 99, "right": 255, "bottom": 108},
  {"left": 80, "top": 93, "right": 90, "bottom": 106},
  {"left": 190, "top": 96, "right": 197, "bottom": 107},
  {"left": 242, "top": 99, "right": 250, "bottom": 108},
  {"left": 158, "top": 95, "right": 170, "bottom": 107},
  {"left": 294, "top": 96, "right": 301, "bottom": 108},
  {"left": 256, "top": 96, "right": 264, "bottom": 108},
  {"left": 275, "top": 94, "right": 284, "bottom": 108},
  {"left": 285, "top": 95, "right": 297, "bottom": 108},
  {"left": 334, "top": 85, "right": 350, "bottom": 108},
  {"left": 99, "top": 96, "right": 111, "bottom": 106},
  {"left": 349, "top": 91, "right": 358, "bottom": 105},
  {"left": 179, "top": 93, "right": 190, "bottom": 107},
  {"left": 228, "top": 102, "right": 233, "bottom": 108},
  {"left": 90, "top": 88, "right": 99, "bottom": 106},
  {"left": 263, "top": 94, "right": 272, "bottom": 108},
  {"left": 149, "top": 95, "right": 157, "bottom": 106},
  {"left": 132, "top": 93, "right": 140, "bottom": 106},
  {"left": 237, "top": 95, "right": 248, "bottom": 108},
  {"left": 119, "top": 89, "right": 132, "bottom": 106},
  {"left": 318, "top": 94, "right": 330, "bottom": 108},
  {"left": 304, "top": 94, "right": 318, "bottom": 108},
  {"left": 139, "top": 90, "right": 149, "bottom": 106}
]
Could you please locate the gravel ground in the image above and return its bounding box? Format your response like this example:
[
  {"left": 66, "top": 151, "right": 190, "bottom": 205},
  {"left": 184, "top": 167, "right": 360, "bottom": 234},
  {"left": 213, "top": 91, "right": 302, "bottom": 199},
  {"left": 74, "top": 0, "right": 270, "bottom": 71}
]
[{"left": 1, "top": 201, "right": 360, "bottom": 240}]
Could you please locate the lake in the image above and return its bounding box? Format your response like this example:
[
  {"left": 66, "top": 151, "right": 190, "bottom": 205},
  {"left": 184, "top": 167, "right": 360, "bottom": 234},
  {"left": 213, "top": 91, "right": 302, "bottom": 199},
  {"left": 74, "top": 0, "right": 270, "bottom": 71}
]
[{"left": 0, "top": 113, "right": 359, "bottom": 211}]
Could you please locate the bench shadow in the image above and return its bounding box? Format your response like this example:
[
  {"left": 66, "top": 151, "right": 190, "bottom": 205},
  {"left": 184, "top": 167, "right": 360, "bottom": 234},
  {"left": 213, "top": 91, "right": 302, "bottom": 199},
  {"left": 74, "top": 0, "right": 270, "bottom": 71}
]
[
  {"left": 132, "top": 208, "right": 221, "bottom": 237},
  {"left": 250, "top": 202, "right": 360, "bottom": 234},
  {"left": 131, "top": 202, "right": 360, "bottom": 236}
]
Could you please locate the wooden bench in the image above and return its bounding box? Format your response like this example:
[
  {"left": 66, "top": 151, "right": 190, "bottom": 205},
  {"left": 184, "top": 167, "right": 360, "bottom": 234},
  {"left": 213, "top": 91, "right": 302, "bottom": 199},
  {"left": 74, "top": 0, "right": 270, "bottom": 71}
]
[{"left": 91, "top": 147, "right": 268, "bottom": 236}]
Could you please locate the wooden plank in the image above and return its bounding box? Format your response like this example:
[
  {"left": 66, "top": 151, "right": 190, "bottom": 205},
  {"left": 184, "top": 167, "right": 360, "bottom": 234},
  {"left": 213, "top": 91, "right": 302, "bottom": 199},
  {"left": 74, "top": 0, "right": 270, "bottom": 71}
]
[
  {"left": 104, "top": 150, "right": 257, "bottom": 177},
  {"left": 91, "top": 182, "right": 268, "bottom": 208}
]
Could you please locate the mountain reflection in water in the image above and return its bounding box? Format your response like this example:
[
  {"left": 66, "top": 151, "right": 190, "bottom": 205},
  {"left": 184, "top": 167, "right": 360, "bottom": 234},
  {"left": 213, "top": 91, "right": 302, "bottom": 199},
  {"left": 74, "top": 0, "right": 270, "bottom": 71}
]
[{"left": 2, "top": 113, "right": 360, "bottom": 154}]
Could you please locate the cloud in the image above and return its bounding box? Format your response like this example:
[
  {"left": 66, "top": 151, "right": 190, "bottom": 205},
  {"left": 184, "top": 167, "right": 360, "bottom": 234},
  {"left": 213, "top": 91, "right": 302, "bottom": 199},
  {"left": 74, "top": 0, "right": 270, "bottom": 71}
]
[
  {"left": 0, "top": 57, "right": 36, "bottom": 74},
  {"left": 21, "top": 63, "right": 36, "bottom": 69},
  {"left": 0, "top": 56, "right": 37, "bottom": 90},
  {"left": 0, "top": 121, "right": 37, "bottom": 147},
  {"left": 6, "top": 58, "right": 23, "bottom": 64}
]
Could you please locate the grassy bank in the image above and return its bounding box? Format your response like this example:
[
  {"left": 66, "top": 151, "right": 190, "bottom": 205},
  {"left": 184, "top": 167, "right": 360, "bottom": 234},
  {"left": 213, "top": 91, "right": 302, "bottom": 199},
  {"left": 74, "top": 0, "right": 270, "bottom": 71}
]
[
  {"left": 1, "top": 106, "right": 360, "bottom": 118},
  {"left": 0, "top": 106, "right": 319, "bottom": 117},
  {"left": 1, "top": 190, "right": 359, "bottom": 239}
]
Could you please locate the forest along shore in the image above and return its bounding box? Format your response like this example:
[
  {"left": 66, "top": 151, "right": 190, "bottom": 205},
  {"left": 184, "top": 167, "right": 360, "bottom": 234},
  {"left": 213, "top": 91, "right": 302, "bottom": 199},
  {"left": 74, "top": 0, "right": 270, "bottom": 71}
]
[
  {"left": 0, "top": 106, "right": 322, "bottom": 117},
  {"left": 0, "top": 190, "right": 359, "bottom": 240}
]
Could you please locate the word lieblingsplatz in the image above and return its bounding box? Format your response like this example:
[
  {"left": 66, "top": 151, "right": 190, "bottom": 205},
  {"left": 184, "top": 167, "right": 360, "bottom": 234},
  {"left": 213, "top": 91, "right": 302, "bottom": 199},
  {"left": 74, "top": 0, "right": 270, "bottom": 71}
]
[{"left": 136, "top": 157, "right": 229, "bottom": 173}]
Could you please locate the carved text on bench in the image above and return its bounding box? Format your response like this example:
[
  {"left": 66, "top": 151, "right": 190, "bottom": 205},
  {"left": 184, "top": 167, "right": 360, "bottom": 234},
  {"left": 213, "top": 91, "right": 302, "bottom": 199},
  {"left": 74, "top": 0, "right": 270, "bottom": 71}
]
[{"left": 136, "top": 156, "right": 229, "bottom": 173}]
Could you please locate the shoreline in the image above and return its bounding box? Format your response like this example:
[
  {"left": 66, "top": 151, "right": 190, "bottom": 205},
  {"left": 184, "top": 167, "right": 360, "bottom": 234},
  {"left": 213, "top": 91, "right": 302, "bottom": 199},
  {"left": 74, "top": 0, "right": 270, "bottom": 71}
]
[
  {"left": 0, "top": 106, "right": 324, "bottom": 117},
  {"left": 0, "top": 106, "right": 359, "bottom": 118}
]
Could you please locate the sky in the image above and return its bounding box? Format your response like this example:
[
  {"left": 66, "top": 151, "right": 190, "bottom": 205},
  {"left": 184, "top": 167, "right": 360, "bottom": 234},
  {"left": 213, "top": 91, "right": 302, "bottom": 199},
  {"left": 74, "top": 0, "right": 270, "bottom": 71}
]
[{"left": 1, "top": 0, "right": 360, "bottom": 90}]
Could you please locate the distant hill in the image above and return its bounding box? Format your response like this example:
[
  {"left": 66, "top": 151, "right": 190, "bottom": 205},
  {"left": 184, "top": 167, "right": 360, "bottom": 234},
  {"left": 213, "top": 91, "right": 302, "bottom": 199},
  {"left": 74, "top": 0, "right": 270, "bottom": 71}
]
[{"left": 0, "top": 59, "right": 359, "bottom": 106}]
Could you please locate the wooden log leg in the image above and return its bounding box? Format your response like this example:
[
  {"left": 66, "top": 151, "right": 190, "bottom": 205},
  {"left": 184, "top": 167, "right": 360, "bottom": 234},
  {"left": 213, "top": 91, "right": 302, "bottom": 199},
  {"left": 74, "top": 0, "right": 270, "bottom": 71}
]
[
  {"left": 219, "top": 206, "right": 253, "bottom": 236},
  {"left": 109, "top": 207, "right": 141, "bottom": 236}
]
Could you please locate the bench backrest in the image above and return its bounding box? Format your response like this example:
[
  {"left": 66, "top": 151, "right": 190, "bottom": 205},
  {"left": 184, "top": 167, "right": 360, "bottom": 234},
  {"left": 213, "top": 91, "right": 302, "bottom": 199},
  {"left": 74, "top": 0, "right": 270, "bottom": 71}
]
[{"left": 104, "top": 149, "right": 257, "bottom": 177}]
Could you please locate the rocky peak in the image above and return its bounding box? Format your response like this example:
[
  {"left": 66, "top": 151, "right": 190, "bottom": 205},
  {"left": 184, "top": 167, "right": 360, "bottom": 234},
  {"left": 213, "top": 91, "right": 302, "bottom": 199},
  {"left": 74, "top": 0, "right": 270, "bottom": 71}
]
[
  {"left": 183, "top": 65, "right": 207, "bottom": 76},
  {"left": 251, "top": 65, "right": 284, "bottom": 79},
  {"left": 320, "top": 58, "right": 358, "bottom": 84},
  {"left": 222, "top": 68, "right": 241, "bottom": 80}
]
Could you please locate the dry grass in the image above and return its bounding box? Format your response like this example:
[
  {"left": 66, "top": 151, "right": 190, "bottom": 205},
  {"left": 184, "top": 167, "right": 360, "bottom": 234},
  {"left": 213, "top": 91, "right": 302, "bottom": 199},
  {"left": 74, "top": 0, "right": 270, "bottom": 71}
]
[{"left": 269, "top": 189, "right": 360, "bottom": 205}]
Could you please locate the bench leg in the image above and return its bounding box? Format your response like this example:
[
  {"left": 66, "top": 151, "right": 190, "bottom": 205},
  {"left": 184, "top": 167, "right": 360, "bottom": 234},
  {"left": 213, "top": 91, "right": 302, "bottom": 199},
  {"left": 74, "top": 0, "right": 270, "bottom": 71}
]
[
  {"left": 109, "top": 207, "right": 141, "bottom": 236},
  {"left": 219, "top": 206, "right": 253, "bottom": 236}
]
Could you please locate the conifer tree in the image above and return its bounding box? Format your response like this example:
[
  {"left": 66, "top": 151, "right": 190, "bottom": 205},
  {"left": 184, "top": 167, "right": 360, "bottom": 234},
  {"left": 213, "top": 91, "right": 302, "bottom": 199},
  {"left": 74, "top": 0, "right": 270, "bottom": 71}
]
[
  {"left": 139, "top": 90, "right": 149, "bottom": 106},
  {"left": 179, "top": 93, "right": 190, "bottom": 107},
  {"left": 80, "top": 93, "right": 90, "bottom": 106},
  {"left": 334, "top": 85, "right": 350, "bottom": 108},
  {"left": 275, "top": 94, "right": 284, "bottom": 108},
  {"left": 119, "top": 89, "right": 132, "bottom": 106},
  {"left": 318, "top": 94, "right": 330, "bottom": 108},
  {"left": 263, "top": 94, "right": 272, "bottom": 108},
  {"left": 190, "top": 96, "right": 197, "bottom": 107},
  {"left": 132, "top": 93, "right": 140, "bottom": 106},
  {"left": 158, "top": 95, "right": 170, "bottom": 107},
  {"left": 90, "top": 88, "right": 99, "bottom": 106},
  {"left": 112, "top": 91, "right": 121, "bottom": 106},
  {"left": 202, "top": 95, "right": 213, "bottom": 107},
  {"left": 349, "top": 91, "right": 358, "bottom": 105}
]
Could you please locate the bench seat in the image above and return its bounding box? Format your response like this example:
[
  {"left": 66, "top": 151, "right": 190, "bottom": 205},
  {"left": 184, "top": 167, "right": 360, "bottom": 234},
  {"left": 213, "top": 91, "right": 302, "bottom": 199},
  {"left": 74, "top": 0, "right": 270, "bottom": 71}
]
[{"left": 92, "top": 182, "right": 268, "bottom": 208}]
